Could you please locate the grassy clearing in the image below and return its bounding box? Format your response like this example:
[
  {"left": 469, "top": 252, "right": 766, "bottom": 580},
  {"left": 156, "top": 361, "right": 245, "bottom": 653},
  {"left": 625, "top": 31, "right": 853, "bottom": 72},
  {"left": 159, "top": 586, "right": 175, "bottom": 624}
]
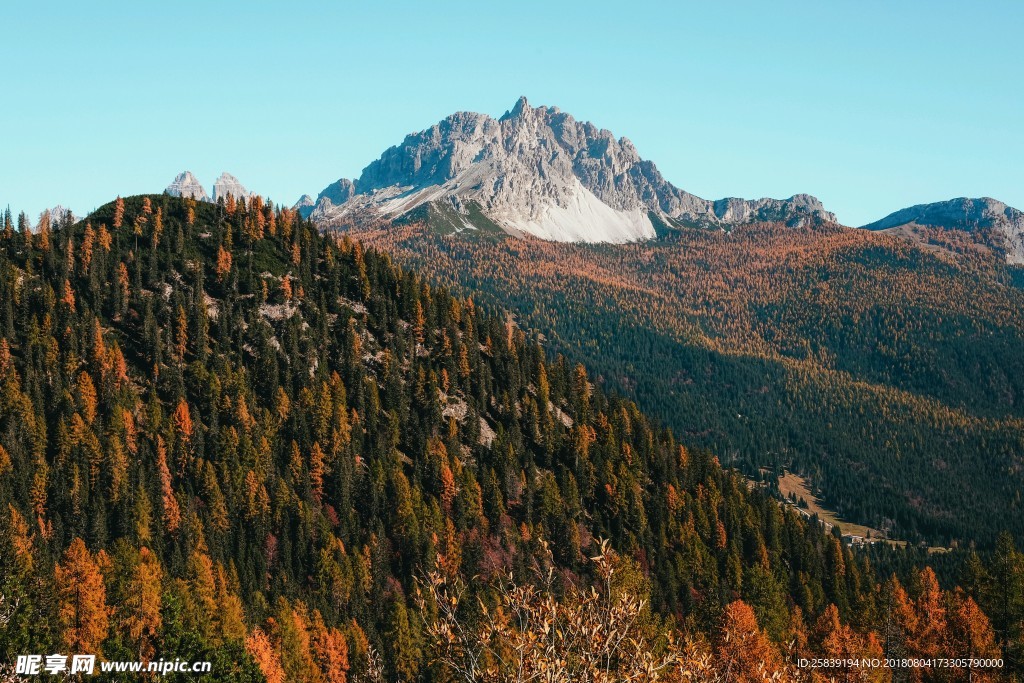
[{"left": 777, "top": 472, "right": 883, "bottom": 540}]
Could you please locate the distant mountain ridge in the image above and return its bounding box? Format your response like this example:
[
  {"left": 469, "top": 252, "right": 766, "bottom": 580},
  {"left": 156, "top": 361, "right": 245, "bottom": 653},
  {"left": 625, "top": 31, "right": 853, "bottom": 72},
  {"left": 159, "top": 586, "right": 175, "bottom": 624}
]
[
  {"left": 304, "top": 97, "right": 837, "bottom": 242},
  {"left": 158, "top": 102, "right": 1021, "bottom": 260},
  {"left": 862, "top": 197, "right": 1024, "bottom": 264}
]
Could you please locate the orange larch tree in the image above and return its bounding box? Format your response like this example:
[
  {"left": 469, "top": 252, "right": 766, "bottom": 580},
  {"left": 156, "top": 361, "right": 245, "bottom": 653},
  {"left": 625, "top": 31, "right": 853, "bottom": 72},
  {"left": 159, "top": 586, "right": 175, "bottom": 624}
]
[
  {"left": 112, "top": 196, "right": 124, "bottom": 229},
  {"left": 246, "top": 628, "right": 285, "bottom": 683},
  {"left": 122, "top": 546, "right": 163, "bottom": 660},
  {"left": 155, "top": 436, "right": 181, "bottom": 534},
  {"left": 716, "top": 599, "right": 783, "bottom": 683},
  {"left": 55, "top": 538, "right": 110, "bottom": 654}
]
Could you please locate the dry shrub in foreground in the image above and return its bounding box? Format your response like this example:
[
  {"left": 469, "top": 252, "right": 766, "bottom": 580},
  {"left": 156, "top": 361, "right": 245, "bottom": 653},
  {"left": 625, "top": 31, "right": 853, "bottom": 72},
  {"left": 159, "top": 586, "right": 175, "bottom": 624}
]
[{"left": 397, "top": 539, "right": 801, "bottom": 683}]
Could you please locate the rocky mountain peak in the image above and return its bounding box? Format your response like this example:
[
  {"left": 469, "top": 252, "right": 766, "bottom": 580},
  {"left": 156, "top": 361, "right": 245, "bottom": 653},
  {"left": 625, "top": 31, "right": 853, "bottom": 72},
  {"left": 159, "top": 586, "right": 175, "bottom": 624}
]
[
  {"left": 503, "top": 95, "right": 532, "bottom": 120},
  {"left": 166, "top": 171, "right": 210, "bottom": 201},
  {"left": 213, "top": 172, "right": 250, "bottom": 201},
  {"left": 165, "top": 171, "right": 253, "bottom": 203},
  {"left": 294, "top": 194, "right": 316, "bottom": 218},
  {"left": 863, "top": 197, "right": 1024, "bottom": 264},
  {"left": 307, "top": 97, "right": 837, "bottom": 242}
]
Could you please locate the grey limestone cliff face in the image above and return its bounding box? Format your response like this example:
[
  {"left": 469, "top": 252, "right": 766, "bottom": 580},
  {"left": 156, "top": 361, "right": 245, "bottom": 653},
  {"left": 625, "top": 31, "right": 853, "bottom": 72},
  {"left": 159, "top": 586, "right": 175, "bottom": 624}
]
[
  {"left": 166, "top": 171, "right": 210, "bottom": 201},
  {"left": 212, "top": 173, "right": 250, "bottom": 202},
  {"left": 166, "top": 171, "right": 253, "bottom": 204},
  {"left": 318, "top": 179, "right": 357, "bottom": 205},
  {"left": 309, "top": 97, "right": 836, "bottom": 242},
  {"left": 863, "top": 197, "right": 1024, "bottom": 264}
]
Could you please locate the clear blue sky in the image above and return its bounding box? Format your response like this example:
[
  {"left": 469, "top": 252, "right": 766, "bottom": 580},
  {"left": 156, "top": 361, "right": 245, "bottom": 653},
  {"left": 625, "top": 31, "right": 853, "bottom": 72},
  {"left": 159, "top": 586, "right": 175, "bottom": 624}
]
[{"left": 2, "top": 1, "right": 1021, "bottom": 226}]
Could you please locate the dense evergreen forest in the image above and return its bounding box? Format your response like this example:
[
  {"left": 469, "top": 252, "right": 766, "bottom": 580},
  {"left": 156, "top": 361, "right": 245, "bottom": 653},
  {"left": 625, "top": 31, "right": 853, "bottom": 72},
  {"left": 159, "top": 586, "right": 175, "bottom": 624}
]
[
  {"left": 351, "top": 220, "right": 1024, "bottom": 547},
  {"left": 1, "top": 195, "right": 1022, "bottom": 681}
]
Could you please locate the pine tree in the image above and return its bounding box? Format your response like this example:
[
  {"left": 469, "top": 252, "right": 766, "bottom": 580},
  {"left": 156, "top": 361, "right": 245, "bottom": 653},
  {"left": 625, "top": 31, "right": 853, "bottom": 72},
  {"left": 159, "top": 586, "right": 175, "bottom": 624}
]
[
  {"left": 55, "top": 538, "right": 110, "bottom": 654},
  {"left": 383, "top": 596, "right": 420, "bottom": 682},
  {"left": 276, "top": 599, "right": 323, "bottom": 683},
  {"left": 122, "top": 546, "right": 163, "bottom": 659},
  {"left": 989, "top": 533, "right": 1024, "bottom": 673},
  {"left": 156, "top": 436, "right": 181, "bottom": 534},
  {"left": 309, "top": 442, "right": 326, "bottom": 504},
  {"left": 184, "top": 546, "right": 221, "bottom": 641},
  {"left": 17, "top": 211, "right": 31, "bottom": 247},
  {"left": 947, "top": 588, "right": 1000, "bottom": 681},
  {"left": 36, "top": 210, "right": 51, "bottom": 252},
  {"left": 4, "top": 504, "right": 34, "bottom": 573},
  {"left": 310, "top": 609, "right": 349, "bottom": 683},
  {"left": 112, "top": 196, "right": 125, "bottom": 229},
  {"left": 216, "top": 245, "right": 232, "bottom": 281},
  {"left": 175, "top": 305, "right": 188, "bottom": 362},
  {"left": 76, "top": 372, "right": 98, "bottom": 425},
  {"left": 716, "top": 600, "right": 780, "bottom": 683},
  {"left": 81, "top": 223, "right": 95, "bottom": 272},
  {"left": 912, "top": 567, "right": 947, "bottom": 662},
  {"left": 246, "top": 628, "right": 285, "bottom": 683},
  {"left": 214, "top": 562, "right": 247, "bottom": 643}
]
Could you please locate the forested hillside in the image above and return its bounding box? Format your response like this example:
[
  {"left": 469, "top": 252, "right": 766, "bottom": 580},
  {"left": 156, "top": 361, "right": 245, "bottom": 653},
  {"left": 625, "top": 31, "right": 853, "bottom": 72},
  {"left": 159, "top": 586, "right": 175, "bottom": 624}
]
[
  {"left": 1, "top": 196, "right": 1022, "bottom": 681},
  {"left": 350, "top": 221, "right": 1024, "bottom": 547}
]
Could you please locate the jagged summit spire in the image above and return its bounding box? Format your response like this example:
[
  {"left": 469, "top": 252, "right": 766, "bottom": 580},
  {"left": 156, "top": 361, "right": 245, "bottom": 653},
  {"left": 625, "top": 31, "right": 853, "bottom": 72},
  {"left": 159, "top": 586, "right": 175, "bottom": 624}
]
[
  {"left": 166, "top": 171, "right": 210, "bottom": 201},
  {"left": 165, "top": 171, "right": 253, "bottom": 203},
  {"left": 504, "top": 95, "right": 531, "bottom": 119},
  {"left": 212, "top": 172, "right": 250, "bottom": 202}
]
